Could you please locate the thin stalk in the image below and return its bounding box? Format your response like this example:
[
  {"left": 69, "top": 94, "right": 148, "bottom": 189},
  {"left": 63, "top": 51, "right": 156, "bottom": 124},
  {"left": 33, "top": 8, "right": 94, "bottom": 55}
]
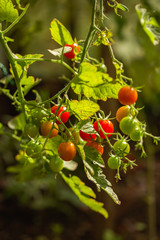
[
  {"left": 0, "top": 33, "right": 26, "bottom": 120},
  {"left": 80, "top": 0, "right": 97, "bottom": 64}
]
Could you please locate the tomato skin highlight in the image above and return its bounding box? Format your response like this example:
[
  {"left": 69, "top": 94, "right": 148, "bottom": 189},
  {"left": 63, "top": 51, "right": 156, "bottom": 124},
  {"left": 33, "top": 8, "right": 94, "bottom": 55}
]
[
  {"left": 85, "top": 140, "right": 104, "bottom": 155},
  {"left": 116, "top": 105, "right": 130, "bottom": 123},
  {"left": 79, "top": 130, "right": 97, "bottom": 141},
  {"left": 58, "top": 142, "right": 76, "bottom": 161},
  {"left": 113, "top": 140, "right": 130, "bottom": 156},
  {"left": 118, "top": 86, "right": 138, "bottom": 105},
  {"left": 51, "top": 105, "right": 69, "bottom": 124},
  {"left": 64, "top": 43, "right": 80, "bottom": 59},
  {"left": 120, "top": 116, "right": 139, "bottom": 135},
  {"left": 108, "top": 156, "right": 120, "bottom": 170},
  {"left": 40, "top": 121, "right": 59, "bottom": 138},
  {"left": 93, "top": 119, "right": 114, "bottom": 139}
]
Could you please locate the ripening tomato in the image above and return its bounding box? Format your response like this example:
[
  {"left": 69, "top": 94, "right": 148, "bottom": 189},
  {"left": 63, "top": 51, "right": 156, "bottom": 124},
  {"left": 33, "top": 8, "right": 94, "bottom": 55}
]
[
  {"left": 58, "top": 141, "right": 76, "bottom": 161},
  {"left": 116, "top": 105, "right": 130, "bottom": 123},
  {"left": 66, "top": 128, "right": 80, "bottom": 144},
  {"left": 85, "top": 140, "right": 104, "bottom": 155},
  {"left": 51, "top": 105, "right": 69, "bottom": 124},
  {"left": 119, "top": 116, "right": 139, "bottom": 135},
  {"left": 113, "top": 140, "right": 130, "bottom": 156},
  {"left": 40, "top": 121, "right": 59, "bottom": 138},
  {"left": 49, "top": 155, "right": 64, "bottom": 172},
  {"left": 64, "top": 42, "right": 80, "bottom": 59},
  {"left": 93, "top": 119, "right": 114, "bottom": 139},
  {"left": 108, "top": 156, "right": 120, "bottom": 170},
  {"left": 118, "top": 86, "right": 138, "bottom": 105}
]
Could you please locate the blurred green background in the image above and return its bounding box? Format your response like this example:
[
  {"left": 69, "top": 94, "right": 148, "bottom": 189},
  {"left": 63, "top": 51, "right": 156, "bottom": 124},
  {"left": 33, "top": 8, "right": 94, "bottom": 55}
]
[{"left": 0, "top": 0, "right": 160, "bottom": 240}]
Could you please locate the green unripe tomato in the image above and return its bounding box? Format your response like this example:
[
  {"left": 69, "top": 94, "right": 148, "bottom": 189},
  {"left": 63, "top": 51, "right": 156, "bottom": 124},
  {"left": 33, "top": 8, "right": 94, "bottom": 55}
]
[
  {"left": 108, "top": 156, "right": 120, "bottom": 170},
  {"left": 113, "top": 140, "right": 130, "bottom": 156},
  {"left": 26, "top": 141, "right": 42, "bottom": 158},
  {"left": 25, "top": 123, "right": 39, "bottom": 138},
  {"left": 98, "top": 64, "right": 107, "bottom": 73},
  {"left": 32, "top": 109, "right": 47, "bottom": 125},
  {"left": 49, "top": 155, "right": 64, "bottom": 172},
  {"left": 120, "top": 116, "right": 139, "bottom": 135},
  {"left": 130, "top": 127, "right": 141, "bottom": 141}
]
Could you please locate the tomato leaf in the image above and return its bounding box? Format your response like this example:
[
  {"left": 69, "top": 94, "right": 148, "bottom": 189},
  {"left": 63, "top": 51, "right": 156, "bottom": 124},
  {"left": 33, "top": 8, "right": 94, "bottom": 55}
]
[
  {"left": 60, "top": 173, "right": 108, "bottom": 219},
  {"left": 63, "top": 160, "right": 78, "bottom": 171},
  {"left": 69, "top": 100, "right": 100, "bottom": 120},
  {"left": 50, "top": 18, "right": 73, "bottom": 46},
  {"left": 71, "top": 62, "right": 123, "bottom": 101},
  {"left": 136, "top": 4, "right": 160, "bottom": 45},
  {"left": 48, "top": 46, "right": 72, "bottom": 57},
  {"left": 8, "top": 113, "right": 25, "bottom": 131},
  {"left": 0, "top": 0, "right": 19, "bottom": 23},
  {"left": 83, "top": 148, "right": 121, "bottom": 205}
]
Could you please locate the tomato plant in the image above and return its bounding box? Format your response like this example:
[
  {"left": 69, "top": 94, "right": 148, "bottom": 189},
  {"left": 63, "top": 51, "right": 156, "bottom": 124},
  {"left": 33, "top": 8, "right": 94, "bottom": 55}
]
[
  {"left": 40, "top": 121, "right": 59, "bottom": 138},
  {"left": 64, "top": 42, "right": 80, "bottom": 59},
  {"left": 58, "top": 142, "right": 76, "bottom": 161},
  {"left": 0, "top": 0, "right": 160, "bottom": 220},
  {"left": 93, "top": 119, "right": 114, "bottom": 139},
  {"left": 51, "top": 105, "right": 69, "bottom": 124},
  {"left": 85, "top": 140, "right": 104, "bottom": 155},
  {"left": 118, "top": 86, "right": 138, "bottom": 105}
]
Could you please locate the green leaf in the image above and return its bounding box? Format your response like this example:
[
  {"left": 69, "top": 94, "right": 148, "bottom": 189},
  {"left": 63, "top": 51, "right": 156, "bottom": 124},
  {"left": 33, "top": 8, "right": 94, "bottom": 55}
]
[
  {"left": 136, "top": 4, "right": 160, "bottom": 45},
  {"left": 16, "top": 54, "right": 43, "bottom": 68},
  {"left": 50, "top": 18, "right": 73, "bottom": 46},
  {"left": 69, "top": 100, "right": 100, "bottom": 120},
  {"left": 45, "top": 135, "right": 63, "bottom": 155},
  {"left": 0, "top": 0, "right": 19, "bottom": 23},
  {"left": 71, "top": 63, "right": 123, "bottom": 101},
  {"left": 60, "top": 173, "right": 108, "bottom": 219},
  {"left": 83, "top": 147, "right": 121, "bottom": 205},
  {"left": 8, "top": 113, "right": 25, "bottom": 131}
]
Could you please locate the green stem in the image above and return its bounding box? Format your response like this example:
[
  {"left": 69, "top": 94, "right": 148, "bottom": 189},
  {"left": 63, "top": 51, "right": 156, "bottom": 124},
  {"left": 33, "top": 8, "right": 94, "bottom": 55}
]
[
  {"left": 80, "top": 0, "right": 97, "bottom": 65},
  {"left": 0, "top": 32, "right": 26, "bottom": 120},
  {"left": 2, "top": 4, "right": 30, "bottom": 35},
  {"left": 16, "top": 57, "right": 76, "bottom": 75}
]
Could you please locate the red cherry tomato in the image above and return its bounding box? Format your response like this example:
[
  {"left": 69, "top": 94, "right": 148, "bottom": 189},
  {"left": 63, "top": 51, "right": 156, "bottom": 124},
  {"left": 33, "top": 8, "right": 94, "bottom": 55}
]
[
  {"left": 64, "top": 42, "right": 80, "bottom": 59},
  {"left": 51, "top": 105, "right": 69, "bottom": 124},
  {"left": 58, "top": 141, "right": 76, "bottom": 161},
  {"left": 93, "top": 119, "right": 114, "bottom": 139},
  {"left": 79, "top": 130, "right": 97, "bottom": 141},
  {"left": 118, "top": 86, "right": 138, "bottom": 105},
  {"left": 85, "top": 140, "right": 104, "bottom": 155}
]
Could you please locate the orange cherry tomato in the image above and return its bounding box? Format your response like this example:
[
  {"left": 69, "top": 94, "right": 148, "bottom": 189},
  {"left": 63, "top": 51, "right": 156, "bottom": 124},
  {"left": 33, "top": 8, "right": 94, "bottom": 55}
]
[
  {"left": 58, "top": 141, "right": 76, "bottom": 161},
  {"left": 40, "top": 121, "right": 59, "bottom": 138}
]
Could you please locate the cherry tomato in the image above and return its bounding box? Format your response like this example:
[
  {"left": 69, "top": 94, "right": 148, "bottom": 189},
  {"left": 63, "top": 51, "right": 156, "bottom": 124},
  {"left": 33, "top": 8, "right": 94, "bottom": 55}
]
[
  {"left": 79, "top": 129, "right": 97, "bottom": 141},
  {"left": 40, "top": 121, "right": 59, "bottom": 138},
  {"left": 108, "top": 156, "right": 120, "bottom": 170},
  {"left": 32, "top": 108, "right": 47, "bottom": 125},
  {"left": 24, "top": 123, "right": 39, "bottom": 138},
  {"left": 49, "top": 155, "right": 64, "bottom": 172},
  {"left": 116, "top": 105, "right": 130, "bottom": 123},
  {"left": 58, "top": 141, "right": 76, "bottom": 161},
  {"left": 26, "top": 141, "right": 42, "bottom": 158},
  {"left": 64, "top": 42, "right": 80, "bottom": 59},
  {"left": 93, "top": 119, "right": 114, "bottom": 139},
  {"left": 130, "top": 127, "right": 141, "bottom": 141},
  {"left": 113, "top": 140, "right": 130, "bottom": 156},
  {"left": 85, "top": 140, "right": 104, "bottom": 155},
  {"left": 118, "top": 86, "right": 138, "bottom": 105},
  {"left": 120, "top": 116, "right": 139, "bottom": 135},
  {"left": 51, "top": 105, "right": 69, "bottom": 124}
]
